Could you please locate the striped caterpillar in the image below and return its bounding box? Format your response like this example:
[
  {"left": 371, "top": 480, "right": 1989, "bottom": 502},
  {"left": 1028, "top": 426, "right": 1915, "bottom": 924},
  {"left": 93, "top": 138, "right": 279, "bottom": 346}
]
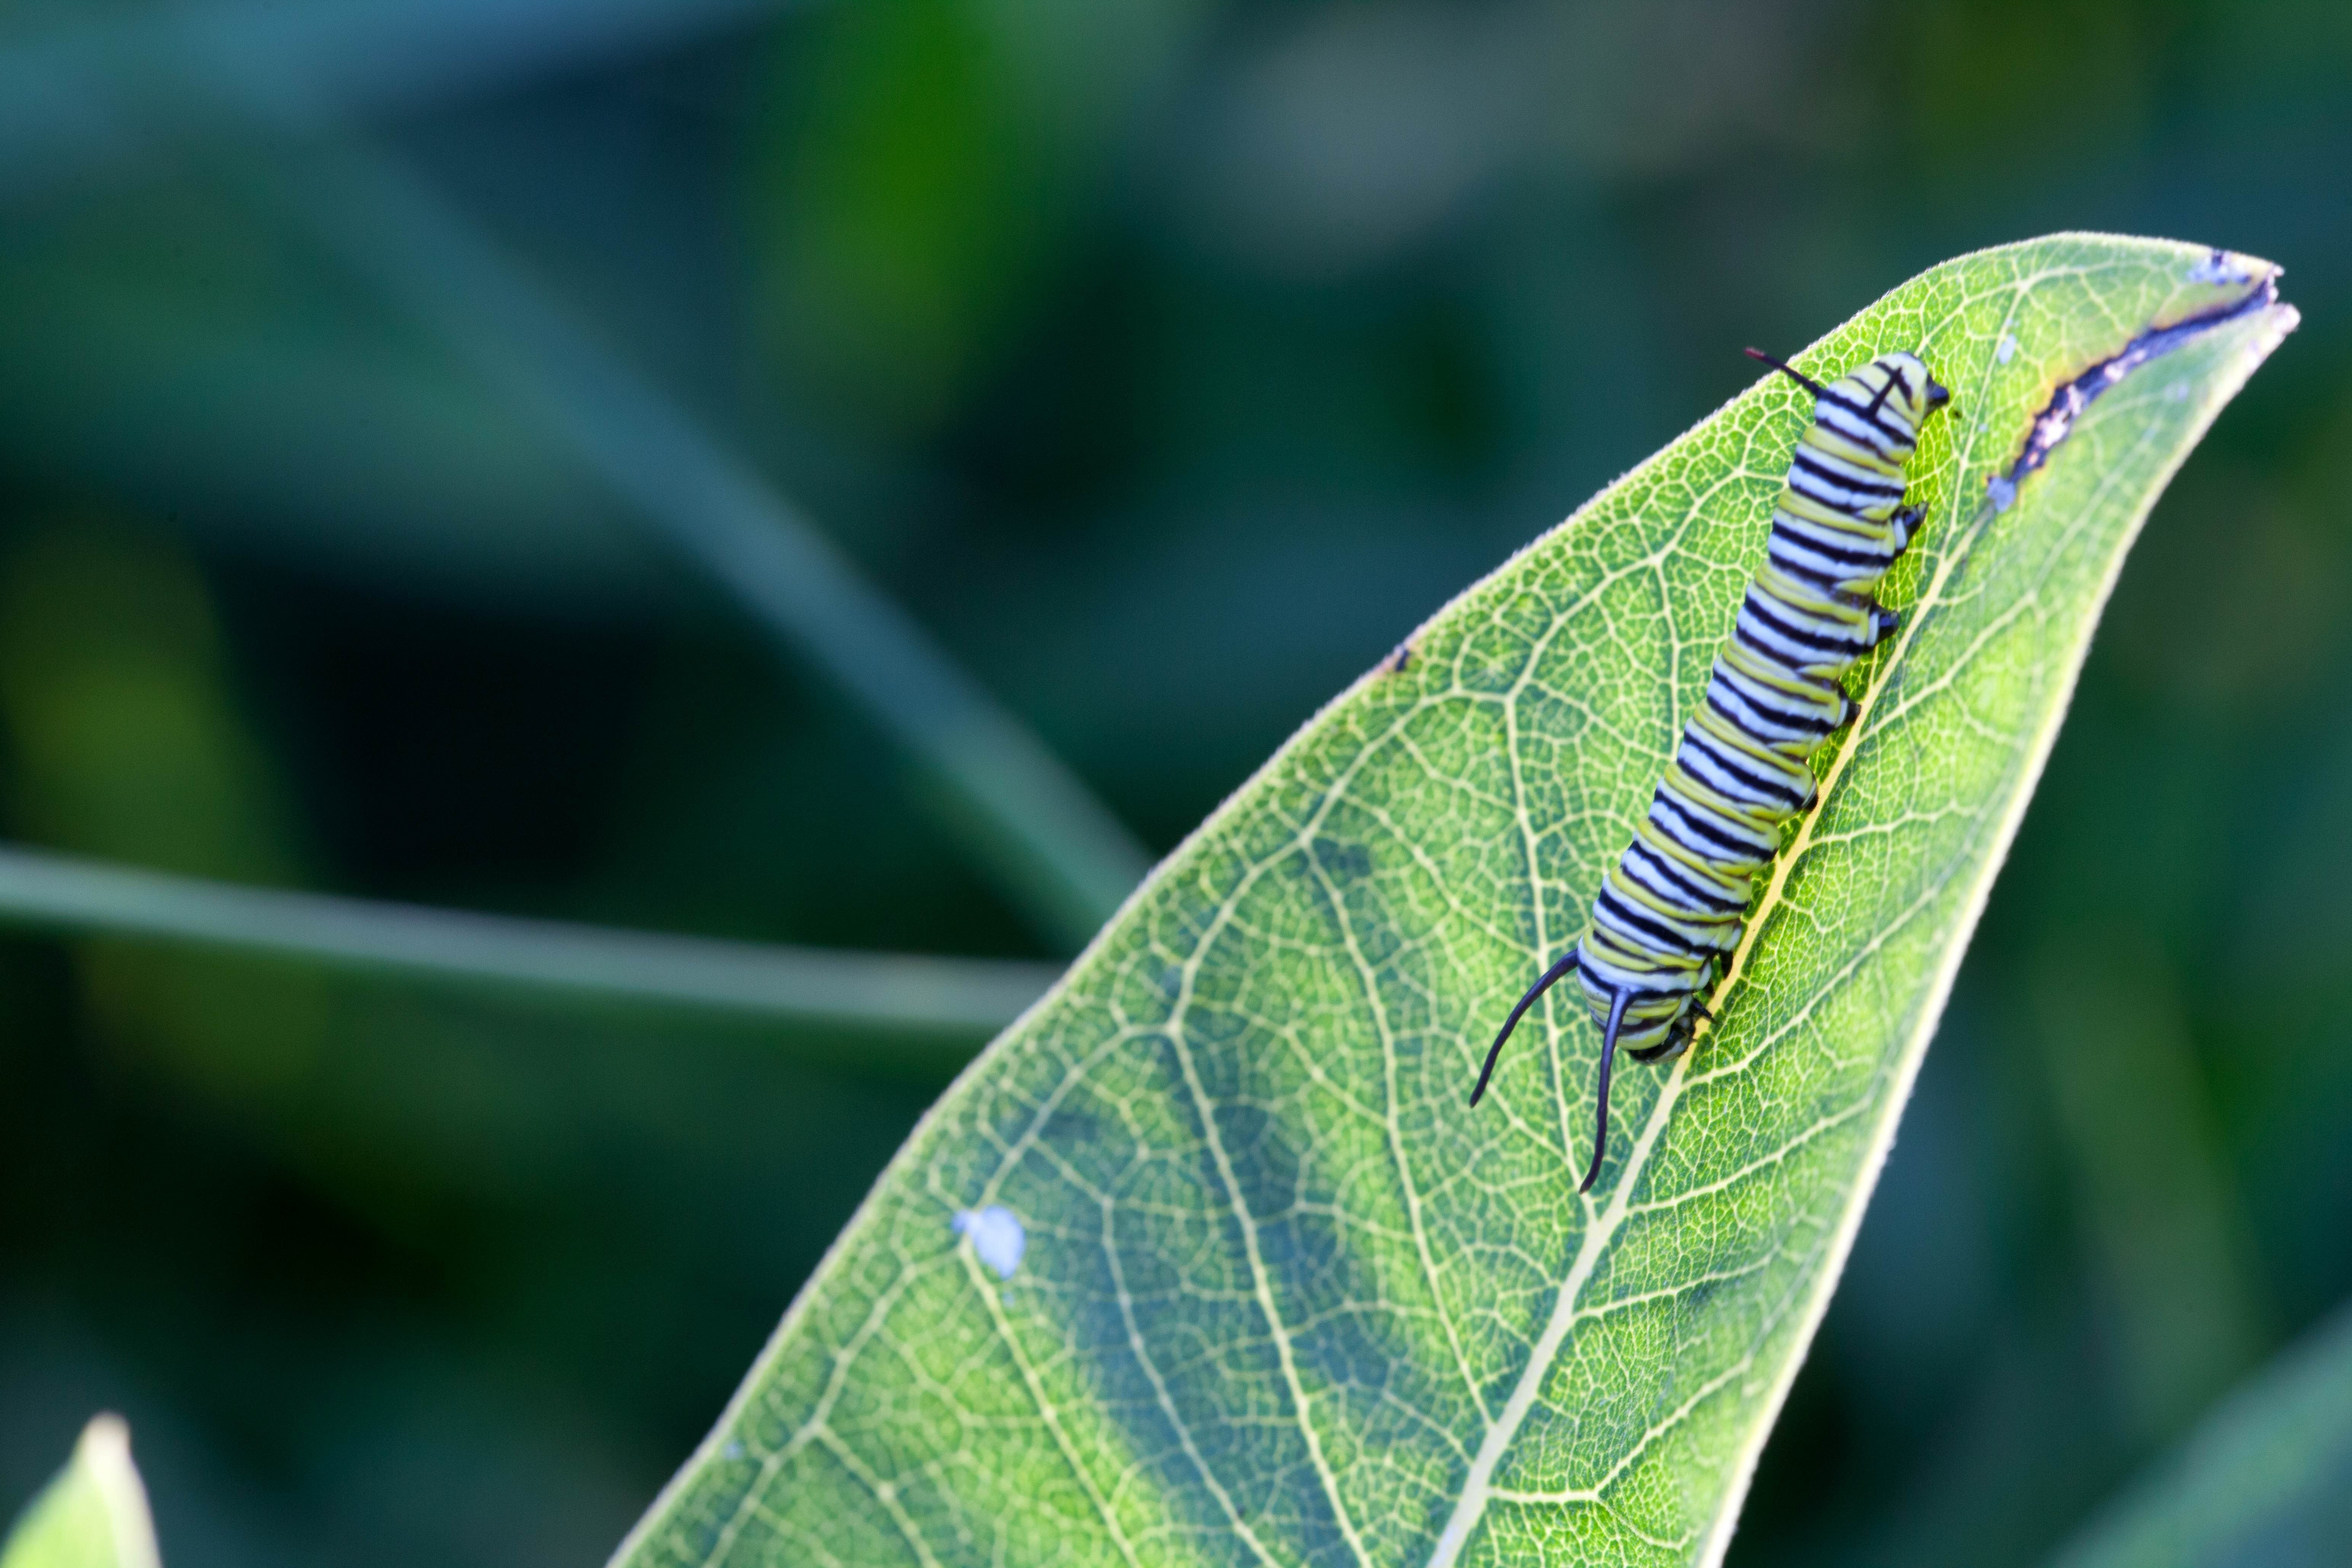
[{"left": 1470, "top": 347, "right": 1951, "bottom": 1193}]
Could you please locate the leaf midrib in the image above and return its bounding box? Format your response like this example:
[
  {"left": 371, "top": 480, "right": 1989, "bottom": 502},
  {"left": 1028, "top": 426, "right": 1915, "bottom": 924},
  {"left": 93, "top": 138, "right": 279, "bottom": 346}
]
[
  {"left": 1688, "top": 260, "right": 2260, "bottom": 1564},
  {"left": 1426, "top": 269, "right": 2062, "bottom": 1565}
]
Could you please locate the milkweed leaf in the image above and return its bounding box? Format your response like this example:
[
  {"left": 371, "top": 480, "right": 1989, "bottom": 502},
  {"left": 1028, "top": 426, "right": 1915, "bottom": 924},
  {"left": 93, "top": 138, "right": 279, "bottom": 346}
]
[
  {"left": 613, "top": 234, "right": 2295, "bottom": 1568},
  {"left": 2049, "top": 1300, "right": 2352, "bottom": 1568},
  {"left": 1, "top": 1416, "right": 163, "bottom": 1568}
]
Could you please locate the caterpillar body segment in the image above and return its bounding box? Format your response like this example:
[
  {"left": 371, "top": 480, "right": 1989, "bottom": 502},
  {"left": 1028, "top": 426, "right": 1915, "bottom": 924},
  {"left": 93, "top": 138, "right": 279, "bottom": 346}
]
[{"left": 1469, "top": 348, "right": 1950, "bottom": 1194}]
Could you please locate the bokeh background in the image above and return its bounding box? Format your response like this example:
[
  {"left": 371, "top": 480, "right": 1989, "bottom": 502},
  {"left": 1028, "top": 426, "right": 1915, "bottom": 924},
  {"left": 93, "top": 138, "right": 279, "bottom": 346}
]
[{"left": 0, "top": 0, "right": 2347, "bottom": 1564}]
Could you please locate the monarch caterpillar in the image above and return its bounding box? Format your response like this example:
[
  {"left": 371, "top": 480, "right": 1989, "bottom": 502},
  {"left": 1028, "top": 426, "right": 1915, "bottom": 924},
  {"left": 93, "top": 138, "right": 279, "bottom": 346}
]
[{"left": 1469, "top": 347, "right": 1951, "bottom": 1193}]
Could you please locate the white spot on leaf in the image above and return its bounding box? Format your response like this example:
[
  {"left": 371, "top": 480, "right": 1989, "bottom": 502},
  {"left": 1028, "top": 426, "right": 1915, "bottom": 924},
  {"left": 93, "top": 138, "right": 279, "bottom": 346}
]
[
  {"left": 953, "top": 1205, "right": 1027, "bottom": 1280},
  {"left": 1986, "top": 476, "right": 2017, "bottom": 513},
  {"left": 1995, "top": 332, "right": 2017, "bottom": 364},
  {"left": 2186, "top": 249, "right": 2254, "bottom": 286}
]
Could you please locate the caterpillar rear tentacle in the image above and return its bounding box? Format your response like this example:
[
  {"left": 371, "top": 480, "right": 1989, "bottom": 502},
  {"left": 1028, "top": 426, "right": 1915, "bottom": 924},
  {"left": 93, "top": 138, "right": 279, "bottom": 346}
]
[
  {"left": 1472, "top": 346, "right": 1950, "bottom": 1193},
  {"left": 1468, "top": 949, "right": 1579, "bottom": 1108},
  {"left": 1578, "top": 988, "right": 1633, "bottom": 1193}
]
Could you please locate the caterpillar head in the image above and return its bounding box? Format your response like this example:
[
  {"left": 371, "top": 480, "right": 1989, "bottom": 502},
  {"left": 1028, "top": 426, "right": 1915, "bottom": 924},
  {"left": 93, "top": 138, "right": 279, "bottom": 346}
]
[
  {"left": 1746, "top": 345, "right": 1951, "bottom": 428},
  {"left": 1863, "top": 351, "right": 1951, "bottom": 431}
]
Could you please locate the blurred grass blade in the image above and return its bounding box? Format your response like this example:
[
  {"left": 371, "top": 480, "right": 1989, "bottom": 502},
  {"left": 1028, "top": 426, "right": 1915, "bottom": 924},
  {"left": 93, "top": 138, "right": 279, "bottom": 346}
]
[
  {"left": 0, "top": 841, "right": 1055, "bottom": 1035},
  {"left": 1, "top": 1415, "right": 162, "bottom": 1568},
  {"left": 227, "top": 136, "right": 1148, "bottom": 950},
  {"left": 2052, "top": 1300, "right": 2352, "bottom": 1568},
  {"left": 0, "top": 0, "right": 781, "bottom": 201},
  {"left": 4, "top": 2, "right": 1153, "bottom": 946},
  {"left": 610, "top": 236, "right": 2292, "bottom": 1568}
]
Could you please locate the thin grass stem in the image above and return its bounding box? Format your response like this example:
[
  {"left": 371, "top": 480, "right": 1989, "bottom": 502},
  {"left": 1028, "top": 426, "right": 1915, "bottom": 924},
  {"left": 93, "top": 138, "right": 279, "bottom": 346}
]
[
  {"left": 0, "top": 18, "right": 1155, "bottom": 948},
  {"left": 243, "top": 135, "right": 1150, "bottom": 947},
  {"left": 0, "top": 842, "right": 1057, "bottom": 1035}
]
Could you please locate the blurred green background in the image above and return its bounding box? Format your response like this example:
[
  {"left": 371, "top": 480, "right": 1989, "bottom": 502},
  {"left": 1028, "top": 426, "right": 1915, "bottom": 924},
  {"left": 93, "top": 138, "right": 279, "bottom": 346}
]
[{"left": 0, "top": 0, "right": 2346, "bottom": 1564}]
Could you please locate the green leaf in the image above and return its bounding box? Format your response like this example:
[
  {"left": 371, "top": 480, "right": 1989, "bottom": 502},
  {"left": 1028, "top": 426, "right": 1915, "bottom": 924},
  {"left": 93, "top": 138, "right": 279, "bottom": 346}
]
[
  {"left": 2051, "top": 1301, "right": 2352, "bottom": 1568},
  {"left": 2, "top": 1416, "right": 162, "bottom": 1568},
  {"left": 612, "top": 234, "right": 2295, "bottom": 1567}
]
